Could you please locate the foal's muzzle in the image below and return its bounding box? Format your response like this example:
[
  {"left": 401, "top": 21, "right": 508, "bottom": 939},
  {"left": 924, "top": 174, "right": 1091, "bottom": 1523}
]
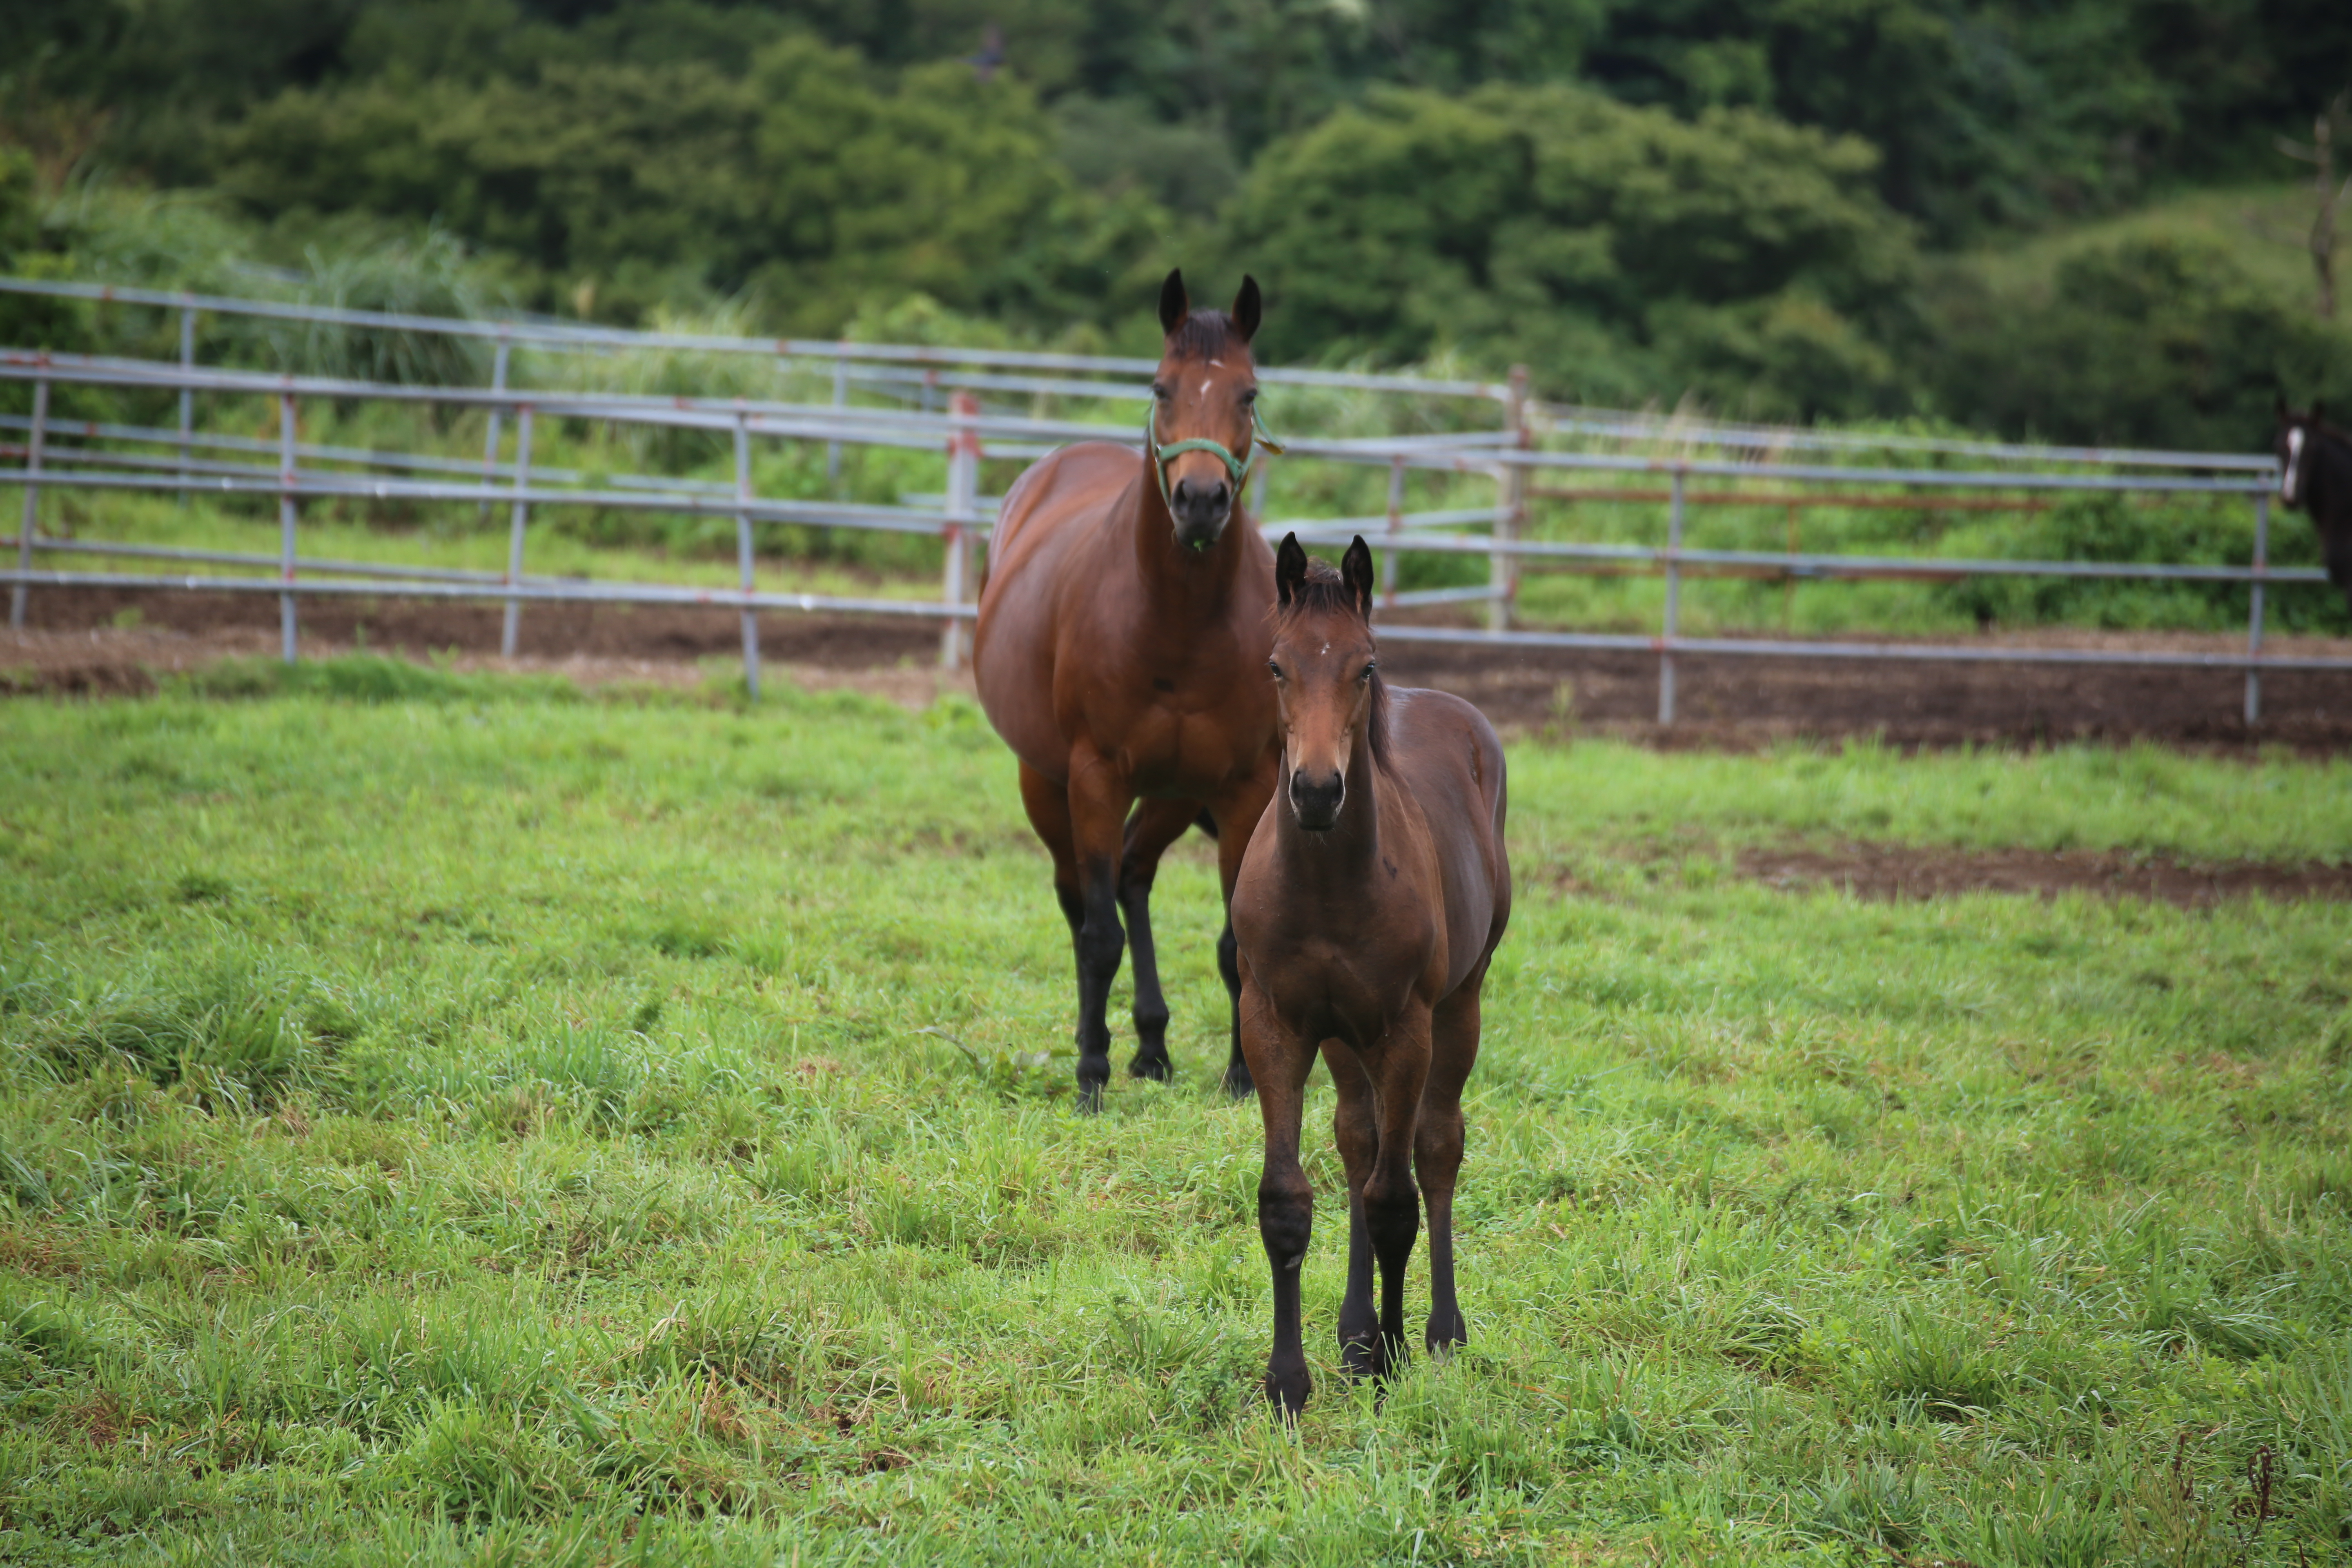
[
  {"left": 1170, "top": 475, "right": 1232, "bottom": 550},
  {"left": 1289, "top": 767, "right": 1345, "bottom": 832}
]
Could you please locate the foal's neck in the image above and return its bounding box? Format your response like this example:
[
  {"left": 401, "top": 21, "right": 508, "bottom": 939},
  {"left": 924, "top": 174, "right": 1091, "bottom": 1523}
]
[{"left": 1278, "top": 725, "right": 1387, "bottom": 877}]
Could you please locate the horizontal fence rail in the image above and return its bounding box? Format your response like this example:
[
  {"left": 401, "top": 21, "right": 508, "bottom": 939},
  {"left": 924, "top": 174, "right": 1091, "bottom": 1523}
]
[{"left": 4, "top": 285, "right": 2342, "bottom": 728}]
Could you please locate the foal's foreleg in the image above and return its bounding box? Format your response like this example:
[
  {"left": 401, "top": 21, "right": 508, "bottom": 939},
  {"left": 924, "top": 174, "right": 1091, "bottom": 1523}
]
[
  {"left": 1323, "top": 1042, "right": 1384, "bottom": 1381},
  {"left": 1244, "top": 986, "right": 1318, "bottom": 1415},
  {"left": 1419, "top": 979, "right": 1485, "bottom": 1354},
  {"left": 1361, "top": 1011, "right": 1434, "bottom": 1369},
  {"left": 1118, "top": 798, "right": 1198, "bottom": 1081}
]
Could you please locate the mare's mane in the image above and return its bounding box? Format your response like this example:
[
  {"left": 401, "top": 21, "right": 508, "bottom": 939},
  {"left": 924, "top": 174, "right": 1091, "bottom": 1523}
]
[{"left": 1274, "top": 558, "right": 1391, "bottom": 763}]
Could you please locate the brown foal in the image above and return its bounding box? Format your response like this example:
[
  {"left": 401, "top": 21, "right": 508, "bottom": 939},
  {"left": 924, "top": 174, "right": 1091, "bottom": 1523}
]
[
  {"left": 1231, "top": 535, "right": 1512, "bottom": 1414},
  {"left": 973, "top": 270, "right": 1283, "bottom": 1105}
]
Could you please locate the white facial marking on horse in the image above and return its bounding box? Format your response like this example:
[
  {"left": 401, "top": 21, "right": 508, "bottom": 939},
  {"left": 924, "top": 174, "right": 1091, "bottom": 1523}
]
[
  {"left": 1319, "top": 642, "right": 1330, "bottom": 656},
  {"left": 1199, "top": 379, "right": 1212, "bottom": 397},
  {"left": 1208, "top": 359, "right": 1224, "bottom": 368},
  {"left": 2284, "top": 427, "right": 2305, "bottom": 503}
]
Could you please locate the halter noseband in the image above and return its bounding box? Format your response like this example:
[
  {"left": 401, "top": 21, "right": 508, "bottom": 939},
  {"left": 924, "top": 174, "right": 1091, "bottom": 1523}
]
[{"left": 1146, "top": 401, "right": 1285, "bottom": 540}]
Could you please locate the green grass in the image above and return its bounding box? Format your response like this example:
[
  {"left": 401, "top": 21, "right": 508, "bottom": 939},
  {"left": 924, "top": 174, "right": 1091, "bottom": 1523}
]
[{"left": 1, "top": 666, "right": 2350, "bottom": 1564}]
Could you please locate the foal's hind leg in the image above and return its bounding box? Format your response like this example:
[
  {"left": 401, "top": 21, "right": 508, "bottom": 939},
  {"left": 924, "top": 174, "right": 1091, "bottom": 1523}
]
[
  {"left": 1118, "top": 798, "right": 1199, "bottom": 1082},
  {"left": 1418, "top": 973, "right": 1486, "bottom": 1354}
]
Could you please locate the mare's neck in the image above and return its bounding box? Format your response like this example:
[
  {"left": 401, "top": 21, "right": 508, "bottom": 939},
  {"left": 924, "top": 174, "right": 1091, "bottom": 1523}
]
[{"left": 1127, "top": 457, "right": 1248, "bottom": 616}]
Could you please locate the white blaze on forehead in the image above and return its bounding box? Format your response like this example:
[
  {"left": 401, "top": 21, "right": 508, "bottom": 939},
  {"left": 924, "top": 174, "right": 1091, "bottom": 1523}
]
[
  {"left": 1199, "top": 379, "right": 1212, "bottom": 397},
  {"left": 2284, "top": 427, "right": 2305, "bottom": 502}
]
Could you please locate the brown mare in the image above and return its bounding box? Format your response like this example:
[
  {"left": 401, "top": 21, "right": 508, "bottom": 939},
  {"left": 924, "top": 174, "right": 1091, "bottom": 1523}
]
[
  {"left": 1232, "top": 536, "right": 1512, "bottom": 1414},
  {"left": 973, "top": 271, "right": 1284, "bottom": 1105}
]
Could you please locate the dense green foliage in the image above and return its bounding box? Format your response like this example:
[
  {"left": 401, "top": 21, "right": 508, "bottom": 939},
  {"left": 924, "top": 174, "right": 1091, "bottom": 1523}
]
[
  {"left": 1, "top": 675, "right": 2349, "bottom": 1560},
  {"left": 7, "top": 0, "right": 2352, "bottom": 438},
  {"left": 1230, "top": 82, "right": 1918, "bottom": 415}
]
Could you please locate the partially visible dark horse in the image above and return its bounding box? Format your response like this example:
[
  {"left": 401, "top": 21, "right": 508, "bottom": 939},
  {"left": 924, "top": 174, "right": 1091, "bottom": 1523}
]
[
  {"left": 2276, "top": 399, "right": 2352, "bottom": 612},
  {"left": 1231, "top": 536, "right": 1512, "bottom": 1415},
  {"left": 974, "top": 270, "right": 1283, "bottom": 1106}
]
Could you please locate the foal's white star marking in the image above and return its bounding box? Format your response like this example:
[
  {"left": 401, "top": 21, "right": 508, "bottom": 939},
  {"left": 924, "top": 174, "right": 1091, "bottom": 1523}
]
[{"left": 2284, "top": 427, "right": 2305, "bottom": 503}]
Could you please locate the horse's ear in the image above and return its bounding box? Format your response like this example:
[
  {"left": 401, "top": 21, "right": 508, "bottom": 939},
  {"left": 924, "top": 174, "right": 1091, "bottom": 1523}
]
[
  {"left": 1341, "top": 535, "right": 1376, "bottom": 620},
  {"left": 1158, "top": 269, "right": 1189, "bottom": 337},
  {"left": 1232, "top": 275, "right": 1261, "bottom": 343},
  {"left": 1275, "top": 532, "right": 1308, "bottom": 608}
]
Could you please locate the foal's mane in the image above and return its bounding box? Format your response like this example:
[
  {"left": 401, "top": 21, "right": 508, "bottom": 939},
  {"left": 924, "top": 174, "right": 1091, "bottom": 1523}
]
[{"left": 1274, "top": 559, "right": 1391, "bottom": 763}]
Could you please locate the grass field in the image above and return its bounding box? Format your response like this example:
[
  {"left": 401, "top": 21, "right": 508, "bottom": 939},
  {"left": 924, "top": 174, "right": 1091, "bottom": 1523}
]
[{"left": 2, "top": 662, "right": 2350, "bottom": 1564}]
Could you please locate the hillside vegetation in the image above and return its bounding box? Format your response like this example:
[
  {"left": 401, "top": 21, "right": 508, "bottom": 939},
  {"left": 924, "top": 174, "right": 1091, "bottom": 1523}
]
[{"left": 4, "top": 0, "right": 2352, "bottom": 444}]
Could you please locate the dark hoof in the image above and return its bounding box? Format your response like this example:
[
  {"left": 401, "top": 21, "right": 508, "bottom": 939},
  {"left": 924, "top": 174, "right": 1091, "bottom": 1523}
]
[
  {"left": 1425, "top": 1312, "right": 1468, "bottom": 1356},
  {"left": 1221, "top": 1064, "right": 1257, "bottom": 1100},
  {"left": 1339, "top": 1334, "right": 1384, "bottom": 1382},
  {"left": 1129, "top": 1052, "right": 1172, "bottom": 1082},
  {"left": 1263, "top": 1364, "right": 1311, "bottom": 1417}
]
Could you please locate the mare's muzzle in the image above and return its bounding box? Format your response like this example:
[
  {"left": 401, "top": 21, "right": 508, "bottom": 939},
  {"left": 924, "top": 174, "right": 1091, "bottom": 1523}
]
[
  {"left": 1170, "top": 475, "right": 1232, "bottom": 549},
  {"left": 1289, "top": 766, "right": 1345, "bottom": 832}
]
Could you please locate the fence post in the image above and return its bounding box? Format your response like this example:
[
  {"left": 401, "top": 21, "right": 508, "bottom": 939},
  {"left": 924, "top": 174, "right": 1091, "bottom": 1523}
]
[
  {"left": 500, "top": 405, "right": 535, "bottom": 659},
  {"left": 9, "top": 376, "right": 47, "bottom": 630},
  {"left": 828, "top": 345, "right": 848, "bottom": 488},
  {"left": 941, "top": 390, "right": 979, "bottom": 670},
  {"left": 1491, "top": 364, "right": 1528, "bottom": 633},
  {"left": 735, "top": 410, "right": 761, "bottom": 700},
  {"left": 279, "top": 393, "right": 300, "bottom": 664},
  {"left": 2245, "top": 491, "right": 2271, "bottom": 725},
  {"left": 479, "top": 336, "right": 511, "bottom": 524},
  {"left": 1658, "top": 466, "right": 1686, "bottom": 725},
  {"left": 176, "top": 305, "right": 196, "bottom": 507},
  {"left": 1382, "top": 454, "right": 1406, "bottom": 606}
]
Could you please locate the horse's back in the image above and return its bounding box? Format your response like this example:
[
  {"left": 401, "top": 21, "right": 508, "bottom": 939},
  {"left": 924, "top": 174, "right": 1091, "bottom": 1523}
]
[{"left": 1387, "top": 687, "right": 1511, "bottom": 994}]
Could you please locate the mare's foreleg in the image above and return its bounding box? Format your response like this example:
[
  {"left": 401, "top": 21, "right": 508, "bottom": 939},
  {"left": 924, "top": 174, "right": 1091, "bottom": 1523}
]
[
  {"left": 1419, "top": 976, "right": 1485, "bottom": 1354},
  {"left": 1118, "top": 798, "right": 1198, "bottom": 1082},
  {"left": 1323, "top": 1042, "right": 1384, "bottom": 1380},
  {"left": 1243, "top": 983, "right": 1318, "bottom": 1415}
]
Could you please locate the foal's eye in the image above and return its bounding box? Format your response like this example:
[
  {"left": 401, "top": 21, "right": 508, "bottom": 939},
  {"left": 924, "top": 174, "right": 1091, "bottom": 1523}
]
[
  {"left": 1266, "top": 660, "right": 1283, "bottom": 680},
  {"left": 1359, "top": 662, "right": 1376, "bottom": 683}
]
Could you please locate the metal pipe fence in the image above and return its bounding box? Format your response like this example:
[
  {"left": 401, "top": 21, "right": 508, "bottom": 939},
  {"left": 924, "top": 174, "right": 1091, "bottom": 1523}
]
[{"left": 4, "top": 287, "right": 2346, "bottom": 726}]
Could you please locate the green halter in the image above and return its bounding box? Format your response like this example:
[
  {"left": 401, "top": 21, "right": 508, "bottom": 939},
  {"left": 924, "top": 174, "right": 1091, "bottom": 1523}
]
[{"left": 1147, "top": 401, "right": 1286, "bottom": 539}]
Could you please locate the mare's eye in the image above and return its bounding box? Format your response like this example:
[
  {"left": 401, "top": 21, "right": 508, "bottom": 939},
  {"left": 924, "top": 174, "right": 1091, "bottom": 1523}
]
[
  {"left": 1239, "top": 387, "right": 1258, "bottom": 406},
  {"left": 1152, "top": 382, "right": 1170, "bottom": 401},
  {"left": 1359, "top": 663, "right": 1376, "bottom": 683},
  {"left": 1266, "top": 660, "right": 1283, "bottom": 680}
]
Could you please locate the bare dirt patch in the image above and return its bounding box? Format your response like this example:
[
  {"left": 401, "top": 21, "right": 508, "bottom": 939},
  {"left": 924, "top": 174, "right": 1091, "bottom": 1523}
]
[
  {"left": 1374, "top": 624, "right": 2352, "bottom": 752},
  {"left": 10, "top": 584, "right": 2352, "bottom": 749},
  {"left": 1739, "top": 843, "right": 2352, "bottom": 906}
]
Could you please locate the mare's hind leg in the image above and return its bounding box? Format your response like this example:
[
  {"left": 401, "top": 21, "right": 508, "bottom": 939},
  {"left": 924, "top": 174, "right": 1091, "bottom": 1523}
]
[
  {"left": 1418, "top": 971, "right": 1486, "bottom": 1354},
  {"left": 1211, "top": 783, "right": 1274, "bottom": 1099},
  {"left": 1018, "top": 763, "right": 1107, "bottom": 1104},
  {"left": 1322, "top": 1041, "right": 1385, "bottom": 1381},
  {"left": 1064, "top": 748, "right": 1134, "bottom": 1109},
  {"left": 1118, "top": 798, "right": 1199, "bottom": 1082}
]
